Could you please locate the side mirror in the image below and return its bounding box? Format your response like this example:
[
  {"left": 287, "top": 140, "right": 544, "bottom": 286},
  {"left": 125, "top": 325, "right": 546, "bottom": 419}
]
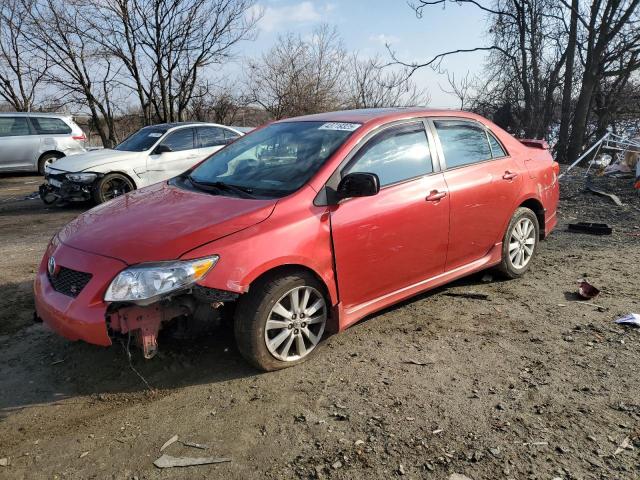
[
  {"left": 153, "top": 144, "right": 172, "bottom": 155},
  {"left": 336, "top": 172, "right": 380, "bottom": 201}
]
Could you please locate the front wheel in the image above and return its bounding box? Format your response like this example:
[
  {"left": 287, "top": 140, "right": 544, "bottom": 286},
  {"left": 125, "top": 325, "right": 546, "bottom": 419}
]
[
  {"left": 234, "top": 272, "right": 328, "bottom": 371},
  {"left": 92, "top": 173, "right": 135, "bottom": 204},
  {"left": 498, "top": 207, "right": 539, "bottom": 279}
]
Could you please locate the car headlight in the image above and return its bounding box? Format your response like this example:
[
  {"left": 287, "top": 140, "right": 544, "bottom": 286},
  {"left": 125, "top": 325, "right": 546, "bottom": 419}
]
[
  {"left": 104, "top": 256, "right": 218, "bottom": 304},
  {"left": 66, "top": 172, "right": 97, "bottom": 183}
]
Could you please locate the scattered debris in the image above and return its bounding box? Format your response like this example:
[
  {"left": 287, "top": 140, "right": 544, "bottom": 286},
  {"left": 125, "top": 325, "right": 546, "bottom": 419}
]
[
  {"left": 444, "top": 292, "right": 489, "bottom": 300},
  {"left": 432, "top": 429, "right": 443, "bottom": 434},
  {"left": 50, "top": 359, "right": 65, "bottom": 366},
  {"left": 160, "top": 434, "right": 179, "bottom": 451},
  {"left": 331, "top": 460, "right": 342, "bottom": 470},
  {"left": 567, "top": 222, "right": 613, "bottom": 235},
  {"left": 402, "top": 359, "right": 433, "bottom": 366},
  {"left": 354, "top": 439, "right": 365, "bottom": 447},
  {"left": 0, "top": 458, "right": 8, "bottom": 467},
  {"left": 448, "top": 474, "right": 473, "bottom": 480},
  {"left": 615, "top": 313, "right": 640, "bottom": 327},
  {"left": 522, "top": 441, "right": 549, "bottom": 446},
  {"left": 153, "top": 454, "right": 231, "bottom": 469},
  {"left": 79, "top": 451, "right": 89, "bottom": 458},
  {"left": 613, "top": 436, "right": 633, "bottom": 455},
  {"left": 181, "top": 441, "right": 209, "bottom": 450},
  {"left": 578, "top": 280, "right": 600, "bottom": 300},
  {"left": 586, "top": 184, "right": 623, "bottom": 206}
]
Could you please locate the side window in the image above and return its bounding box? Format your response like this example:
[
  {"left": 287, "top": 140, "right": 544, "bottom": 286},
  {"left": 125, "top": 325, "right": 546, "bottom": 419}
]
[
  {"left": 161, "top": 128, "right": 195, "bottom": 151},
  {"left": 345, "top": 122, "right": 433, "bottom": 187},
  {"left": 31, "top": 117, "right": 72, "bottom": 135},
  {"left": 487, "top": 131, "right": 507, "bottom": 158},
  {"left": 197, "top": 127, "right": 226, "bottom": 148},
  {"left": 0, "top": 117, "right": 30, "bottom": 137},
  {"left": 433, "top": 120, "right": 492, "bottom": 168}
]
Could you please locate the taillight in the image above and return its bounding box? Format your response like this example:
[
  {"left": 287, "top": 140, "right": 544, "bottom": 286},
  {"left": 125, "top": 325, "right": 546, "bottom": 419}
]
[{"left": 72, "top": 134, "right": 86, "bottom": 141}]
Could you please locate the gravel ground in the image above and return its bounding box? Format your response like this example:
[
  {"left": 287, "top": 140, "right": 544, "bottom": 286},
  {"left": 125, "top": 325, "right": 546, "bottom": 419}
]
[{"left": 0, "top": 169, "right": 638, "bottom": 480}]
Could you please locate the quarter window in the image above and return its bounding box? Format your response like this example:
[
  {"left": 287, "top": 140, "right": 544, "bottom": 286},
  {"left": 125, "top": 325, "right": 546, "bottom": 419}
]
[
  {"left": 30, "top": 117, "right": 72, "bottom": 135},
  {"left": 487, "top": 131, "right": 507, "bottom": 158},
  {"left": 345, "top": 123, "right": 433, "bottom": 187},
  {"left": 434, "top": 120, "right": 492, "bottom": 168},
  {"left": 161, "top": 128, "right": 195, "bottom": 151},
  {"left": 0, "top": 117, "right": 30, "bottom": 137}
]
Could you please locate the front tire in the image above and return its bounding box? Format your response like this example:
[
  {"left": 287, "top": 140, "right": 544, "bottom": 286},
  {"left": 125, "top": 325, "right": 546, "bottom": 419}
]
[
  {"left": 92, "top": 173, "right": 135, "bottom": 204},
  {"left": 498, "top": 207, "right": 539, "bottom": 279},
  {"left": 234, "top": 271, "right": 328, "bottom": 371}
]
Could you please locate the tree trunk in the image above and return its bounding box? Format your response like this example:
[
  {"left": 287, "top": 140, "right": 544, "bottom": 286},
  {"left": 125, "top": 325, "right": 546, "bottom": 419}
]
[
  {"left": 566, "top": 68, "right": 598, "bottom": 163},
  {"left": 556, "top": 0, "right": 579, "bottom": 163}
]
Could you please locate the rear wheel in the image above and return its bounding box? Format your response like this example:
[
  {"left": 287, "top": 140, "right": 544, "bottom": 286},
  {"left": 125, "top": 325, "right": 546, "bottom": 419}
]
[
  {"left": 38, "top": 152, "right": 63, "bottom": 175},
  {"left": 234, "top": 271, "right": 328, "bottom": 371},
  {"left": 498, "top": 207, "right": 539, "bottom": 279},
  {"left": 92, "top": 173, "right": 135, "bottom": 204}
]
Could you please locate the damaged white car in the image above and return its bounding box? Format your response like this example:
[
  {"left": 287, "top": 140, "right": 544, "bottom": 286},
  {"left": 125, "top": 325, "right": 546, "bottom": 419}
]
[{"left": 40, "top": 122, "right": 244, "bottom": 204}]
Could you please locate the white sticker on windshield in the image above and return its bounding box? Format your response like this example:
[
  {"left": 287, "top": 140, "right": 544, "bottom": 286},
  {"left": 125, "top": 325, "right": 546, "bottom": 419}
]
[
  {"left": 318, "top": 122, "right": 360, "bottom": 132},
  {"left": 148, "top": 133, "right": 162, "bottom": 138}
]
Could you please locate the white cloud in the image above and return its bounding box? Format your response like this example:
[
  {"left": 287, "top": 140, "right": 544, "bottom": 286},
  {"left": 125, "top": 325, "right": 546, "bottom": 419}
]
[
  {"left": 369, "top": 34, "right": 400, "bottom": 46},
  {"left": 250, "top": 2, "right": 335, "bottom": 33}
]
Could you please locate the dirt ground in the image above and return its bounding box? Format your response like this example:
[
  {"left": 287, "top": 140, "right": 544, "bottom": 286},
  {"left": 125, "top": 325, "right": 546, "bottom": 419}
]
[{"left": 0, "top": 170, "right": 638, "bottom": 480}]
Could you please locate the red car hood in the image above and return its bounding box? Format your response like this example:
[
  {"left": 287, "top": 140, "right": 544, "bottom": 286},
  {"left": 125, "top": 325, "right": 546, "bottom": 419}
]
[{"left": 57, "top": 182, "right": 277, "bottom": 264}]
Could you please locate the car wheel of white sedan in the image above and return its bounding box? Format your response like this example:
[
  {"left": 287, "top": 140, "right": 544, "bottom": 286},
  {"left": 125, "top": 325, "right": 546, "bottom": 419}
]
[{"left": 93, "top": 173, "right": 135, "bottom": 204}]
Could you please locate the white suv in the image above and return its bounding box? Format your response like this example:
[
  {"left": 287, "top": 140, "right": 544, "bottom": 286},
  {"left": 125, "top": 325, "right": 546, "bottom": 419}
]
[
  {"left": 0, "top": 113, "right": 86, "bottom": 174},
  {"left": 40, "top": 122, "right": 244, "bottom": 204}
]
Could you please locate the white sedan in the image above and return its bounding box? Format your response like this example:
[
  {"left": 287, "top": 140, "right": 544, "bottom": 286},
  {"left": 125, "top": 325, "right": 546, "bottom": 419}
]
[{"left": 40, "top": 122, "right": 245, "bottom": 204}]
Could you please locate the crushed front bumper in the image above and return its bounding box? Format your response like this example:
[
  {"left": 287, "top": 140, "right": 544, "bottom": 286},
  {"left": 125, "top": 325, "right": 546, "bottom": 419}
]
[
  {"left": 39, "top": 173, "right": 98, "bottom": 203},
  {"left": 34, "top": 238, "right": 127, "bottom": 346}
]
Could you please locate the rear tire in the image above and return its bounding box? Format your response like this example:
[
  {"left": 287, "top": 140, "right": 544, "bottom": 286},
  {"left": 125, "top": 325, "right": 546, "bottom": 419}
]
[
  {"left": 234, "top": 271, "right": 328, "bottom": 372},
  {"left": 38, "top": 152, "right": 63, "bottom": 175},
  {"left": 498, "top": 207, "right": 539, "bottom": 279},
  {"left": 92, "top": 173, "right": 135, "bottom": 204}
]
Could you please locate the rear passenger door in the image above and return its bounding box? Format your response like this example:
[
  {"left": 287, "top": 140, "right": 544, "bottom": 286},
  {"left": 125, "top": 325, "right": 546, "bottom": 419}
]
[
  {"left": 196, "top": 126, "right": 237, "bottom": 157},
  {"left": 0, "top": 116, "right": 37, "bottom": 171},
  {"left": 146, "top": 127, "right": 199, "bottom": 184},
  {"left": 430, "top": 119, "right": 523, "bottom": 271}
]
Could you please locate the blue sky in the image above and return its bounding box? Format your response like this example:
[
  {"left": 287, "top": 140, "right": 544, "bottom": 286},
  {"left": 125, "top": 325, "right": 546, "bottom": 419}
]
[{"left": 231, "top": 0, "right": 491, "bottom": 107}]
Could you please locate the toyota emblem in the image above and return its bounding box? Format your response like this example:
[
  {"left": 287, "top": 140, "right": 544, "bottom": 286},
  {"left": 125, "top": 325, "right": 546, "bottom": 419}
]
[{"left": 48, "top": 256, "right": 56, "bottom": 276}]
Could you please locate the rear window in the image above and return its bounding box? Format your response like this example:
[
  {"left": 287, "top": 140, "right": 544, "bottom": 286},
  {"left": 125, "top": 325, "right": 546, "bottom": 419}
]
[
  {"left": 31, "top": 117, "right": 72, "bottom": 135},
  {"left": 434, "top": 120, "right": 492, "bottom": 168},
  {"left": 0, "top": 117, "right": 30, "bottom": 137}
]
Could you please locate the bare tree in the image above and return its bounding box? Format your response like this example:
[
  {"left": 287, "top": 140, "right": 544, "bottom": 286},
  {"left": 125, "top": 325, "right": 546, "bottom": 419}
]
[
  {"left": 0, "top": 0, "right": 47, "bottom": 110},
  {"left": 246, "top": 25, "right": 346, "bottom": 119},
  {"left": 88, "top": 0, "right": 258, "bottom": 124},
  {"left": 439, "top": 71, "right": 473, "bottom": 109},
  {"left": 346, "top": 53, "right": 430, "bottom": 108},
  {"left": 188, "top": 80, "right": 247, "bottom": 124}
]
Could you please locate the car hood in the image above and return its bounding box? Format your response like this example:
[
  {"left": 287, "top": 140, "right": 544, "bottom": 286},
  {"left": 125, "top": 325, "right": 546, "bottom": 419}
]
[
  {"left": 57, "top": 182, "right": 277, "bottom": 264},
  {"left": 49, "top": 149, "right": 140, "bottom": 173}
]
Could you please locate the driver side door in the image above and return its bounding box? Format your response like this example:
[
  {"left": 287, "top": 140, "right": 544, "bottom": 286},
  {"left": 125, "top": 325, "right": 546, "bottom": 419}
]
[{"left": 145, "top": 127, "right": 199, "bottom": 184}]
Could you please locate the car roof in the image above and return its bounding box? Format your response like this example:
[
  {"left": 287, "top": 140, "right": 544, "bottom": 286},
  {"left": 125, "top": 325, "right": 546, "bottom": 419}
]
[
  {"left": 0, "top": 112, "right": 72, "bottom": 118},
  {"left": 276, "top": 107, "right": 482, "bottom": 125},
  {"left": 148, "top": 122, "right": 242, "bottom": 132}
]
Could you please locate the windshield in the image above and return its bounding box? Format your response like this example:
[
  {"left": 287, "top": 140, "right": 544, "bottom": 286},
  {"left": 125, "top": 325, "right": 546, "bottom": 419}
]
[
  {"left": 115, "top": 127, "right": 168, "bottom": 152},
  {"left": 188, "top": 121, "right": 360, "bottom": 198}
]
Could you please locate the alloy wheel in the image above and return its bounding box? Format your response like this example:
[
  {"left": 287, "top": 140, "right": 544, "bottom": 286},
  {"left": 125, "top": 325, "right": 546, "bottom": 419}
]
[
  {"left": 508, "top": 217, "right": 536, "bottom": 269},
  {"left": 102, "top": 177, "right": 132, "bottom": 200},
  {"left": 264, "top": 286, "right": 326, "bottom": 362}
]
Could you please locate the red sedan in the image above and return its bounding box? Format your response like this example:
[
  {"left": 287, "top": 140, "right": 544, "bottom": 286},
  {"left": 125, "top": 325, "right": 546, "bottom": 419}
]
[{"left": 34, "top": 108, "right": 560, "bottom": 371}]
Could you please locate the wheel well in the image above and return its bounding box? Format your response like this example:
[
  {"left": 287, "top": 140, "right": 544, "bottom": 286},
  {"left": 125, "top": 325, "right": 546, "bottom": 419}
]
[
  {"left": 38, "top": 150, "right": 64, "bottom": 163},
  {"left": 103, "top": 171, "right": 138, "bottom": 189},
  {"left": 519, "top": 198, "right": 546, "bottom": 238},
  {"left": 247, "top": 264, "right": 337, "bottom": 331}
]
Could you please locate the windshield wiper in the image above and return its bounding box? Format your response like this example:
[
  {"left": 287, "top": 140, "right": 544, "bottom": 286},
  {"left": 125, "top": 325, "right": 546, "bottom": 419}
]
[{"left": 187, "top": 175, "right": 255, "bottom": 198}]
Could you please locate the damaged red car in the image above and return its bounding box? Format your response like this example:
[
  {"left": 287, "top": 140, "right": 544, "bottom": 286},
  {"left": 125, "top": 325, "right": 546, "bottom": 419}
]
[{"left": 34, "top": 108, "right": 560, "bottom": 371}]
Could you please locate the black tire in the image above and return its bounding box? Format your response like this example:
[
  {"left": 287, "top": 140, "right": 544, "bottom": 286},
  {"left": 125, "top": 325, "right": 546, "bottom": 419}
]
[
  {"left": 234, "top": 271, "right": 329, "bottom": 372},
  {"left": 38, "top": 152, "right": 63, "bottom": 175},
  {"left": 92, "top": 173, "right": 135, "bottom": 204},
  {"left": 497, "top": 207, "right": 540, "bottom": 279}
]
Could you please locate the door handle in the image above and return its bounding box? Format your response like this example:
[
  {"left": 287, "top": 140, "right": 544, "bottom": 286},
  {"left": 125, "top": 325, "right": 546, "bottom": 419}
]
[
  {"left": 502, "top": 171, "right": 519, "bottom": 180},
  {"left": 426, "top": 190, "right": 447, "bottom": 202}
]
